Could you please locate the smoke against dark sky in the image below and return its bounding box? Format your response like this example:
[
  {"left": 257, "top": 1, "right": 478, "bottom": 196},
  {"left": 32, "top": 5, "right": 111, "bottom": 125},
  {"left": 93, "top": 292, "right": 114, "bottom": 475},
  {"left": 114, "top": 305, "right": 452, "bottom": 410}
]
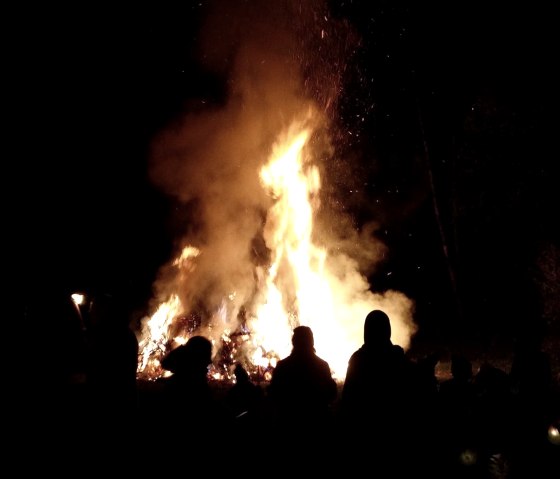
[
  {"left": 139, "top": 0, "right": 416, "bottom": 363},
  {"left": 15, "top": 1, "right": 558, "bottom": 348}
]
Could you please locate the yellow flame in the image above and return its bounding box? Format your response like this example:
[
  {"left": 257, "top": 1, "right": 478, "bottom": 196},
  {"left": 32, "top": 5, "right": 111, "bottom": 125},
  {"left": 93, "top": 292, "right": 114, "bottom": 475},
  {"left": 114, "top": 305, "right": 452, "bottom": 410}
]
[
  {"left": 172, "top": 245, "right": 200, "bottom": 267},
  {"left": 137, "top": 294, "right": 183, "bottom": 378},
  {"left": 250, "top": 123, "right": 356, "bottom": 377},
  {"left": 138, "top": 116, "right": 415, "bottom": 381},
  {"left": 71, "top": 293, "right": 85, "bottom": 306}
]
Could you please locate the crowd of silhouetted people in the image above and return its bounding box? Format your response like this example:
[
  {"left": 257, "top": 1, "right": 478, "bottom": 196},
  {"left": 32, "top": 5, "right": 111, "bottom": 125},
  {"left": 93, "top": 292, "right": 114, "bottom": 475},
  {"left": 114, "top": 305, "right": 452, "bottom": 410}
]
[{"left": 20, "top": 295, "right": 559, "bottom": 477}]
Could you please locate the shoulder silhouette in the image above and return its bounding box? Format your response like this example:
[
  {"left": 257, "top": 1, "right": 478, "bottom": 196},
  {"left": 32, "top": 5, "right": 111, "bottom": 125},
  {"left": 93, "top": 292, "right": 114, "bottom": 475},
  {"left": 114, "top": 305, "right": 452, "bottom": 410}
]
[
  {"left": 269, "top": 325, "right": 337, "bottom": 422},
  {"left": 161, "top": 335, "right": 213, "bottom": 407},
  {"left": 267, "top": 325, "right": 338, "bottom": 468},
  {"left": 339, "top": 309, "right": 416, "bottom": 475},
  {"left": 159, "top": 335, "right": 223, "bottom": 459},
  {"left": 226, "top": 363, "right": 264, "bottom": 423},
  {"left": 341, "top": 310, "right": 413, "bottom": 416}
]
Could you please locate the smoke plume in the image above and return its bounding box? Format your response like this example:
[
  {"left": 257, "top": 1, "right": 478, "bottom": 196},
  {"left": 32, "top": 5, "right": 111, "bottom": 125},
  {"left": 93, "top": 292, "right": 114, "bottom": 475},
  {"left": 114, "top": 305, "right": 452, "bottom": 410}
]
[{"left": 142, "top": 0, "right": 416, "bottom": 378}]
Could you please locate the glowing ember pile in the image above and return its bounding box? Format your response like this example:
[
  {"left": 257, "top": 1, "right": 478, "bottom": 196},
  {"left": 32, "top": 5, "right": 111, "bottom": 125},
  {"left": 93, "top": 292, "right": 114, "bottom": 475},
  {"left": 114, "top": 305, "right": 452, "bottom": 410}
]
[{"left": 137, "top": 112, "right": 415, "bottom": 382}]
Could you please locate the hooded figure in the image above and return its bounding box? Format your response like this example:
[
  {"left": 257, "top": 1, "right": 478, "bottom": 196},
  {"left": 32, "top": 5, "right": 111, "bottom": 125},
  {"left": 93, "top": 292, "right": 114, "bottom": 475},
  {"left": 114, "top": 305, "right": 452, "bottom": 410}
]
[
  {"left": 341, "top": 310, "right": 412, "bottom": 428},
  {"left": 268, "top": 326, "right": 337, "bottom": 425},
  {"left": 161, "top": 335, "right": 213, "bottom": 412}
]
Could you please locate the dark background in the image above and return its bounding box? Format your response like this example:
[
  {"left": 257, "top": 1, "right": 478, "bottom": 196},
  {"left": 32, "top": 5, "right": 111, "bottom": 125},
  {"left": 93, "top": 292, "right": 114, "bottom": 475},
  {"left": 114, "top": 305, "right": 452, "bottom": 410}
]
[{"left": 13, "top": 1, "right": 557, "bottom": 351}]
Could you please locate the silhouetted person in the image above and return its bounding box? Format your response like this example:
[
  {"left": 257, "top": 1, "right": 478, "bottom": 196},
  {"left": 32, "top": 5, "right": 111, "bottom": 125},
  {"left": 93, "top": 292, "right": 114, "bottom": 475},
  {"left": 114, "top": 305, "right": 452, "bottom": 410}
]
[
  {"left": 340, "top": 309, "right": 415, "bottom": 475},
  {"left": 25, "top": 289, "right": 88, "bottom": 396},
  {"left": 409, "top": 349, "right": 444, "bottom": 475},
  {"left": 159, "top": 335, "right": 224, "bottom": 460},
  {"left": 161, "top": 335, "right": 213, "bottom": 409},
  {"left": 268, "top": 325, "right": 338, "bottom": 468},
  {"left": 438, "top": 354, "right": 478, "bottom": 476},
  {"left": 20, "top": 288, "right": 89, "bottom": 467},
  {"left": 471, "top": 363, "right": 514, "bottom": 477},
  {"left": 226, "top": 363, "right": 264, "bottom": 424},
  {"left": 85, "top": 292, "right": 139, "bottom": 456},
  {"left": 509, "top": 333, "right": 557, "bottom": 477},
  {"left": 414, "top": 350, "right": 442, "bottom": 399},
  {"left": 224, "top": 362, "right": 265, "bottom": 459},
  {"left": 439, "top": 353, "right": 476, "bottom": 422},
  {"left": 86, "top": 293, "right": 139, "bottom": 413},
  {"left": 510, "top": 332, "right": 553, "bottom": 409},
  {"left": 444, "top": 354, "right": 474, "bottom": 390}
]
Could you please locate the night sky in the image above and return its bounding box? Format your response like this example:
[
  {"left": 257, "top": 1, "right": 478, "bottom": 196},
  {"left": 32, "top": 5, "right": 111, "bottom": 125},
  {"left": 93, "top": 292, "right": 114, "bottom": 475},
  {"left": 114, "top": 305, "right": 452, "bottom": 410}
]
[{"left": 15, "top": 1, "right": 557, "bottom": 350}]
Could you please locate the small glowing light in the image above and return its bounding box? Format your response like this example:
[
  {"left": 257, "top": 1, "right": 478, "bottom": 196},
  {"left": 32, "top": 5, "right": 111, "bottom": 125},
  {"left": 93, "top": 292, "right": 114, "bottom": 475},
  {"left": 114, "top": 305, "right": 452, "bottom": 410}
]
[
  {"left": 548, "top": 424, "right": 560, "bottom": 446},
  {"left": 459, "top": 449, "right": 477, "bottom": 466},
  {"left": 71, "top": 293, "right": 85, "bottom": 306}
]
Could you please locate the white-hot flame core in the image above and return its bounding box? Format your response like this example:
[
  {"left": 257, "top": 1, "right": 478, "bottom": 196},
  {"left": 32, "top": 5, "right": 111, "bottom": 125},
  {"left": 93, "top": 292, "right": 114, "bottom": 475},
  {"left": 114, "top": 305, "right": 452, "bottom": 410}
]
[
  {"left": 138, "top": 116, "right": 416, "bottom": 381},
  {"left": 71, "top": 293, "right": 85, "bottom": 306}
]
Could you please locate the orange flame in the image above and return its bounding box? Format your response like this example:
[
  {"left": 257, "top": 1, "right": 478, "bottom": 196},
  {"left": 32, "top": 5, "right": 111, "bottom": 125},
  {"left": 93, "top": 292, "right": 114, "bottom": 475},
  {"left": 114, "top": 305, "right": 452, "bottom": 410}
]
[{"left": 138, "top": 114, "right": 415, "bottom": 381}]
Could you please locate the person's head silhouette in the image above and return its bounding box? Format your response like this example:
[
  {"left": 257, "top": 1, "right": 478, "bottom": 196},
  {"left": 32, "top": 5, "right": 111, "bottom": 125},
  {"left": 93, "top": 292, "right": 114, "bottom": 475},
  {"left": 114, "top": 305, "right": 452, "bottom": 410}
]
[
  {"left": 364, "top": 309, "right": 391, "bottom": 346},
  {"left": 161, "top": 335, "right": 212, "bottom": 376},
  {"left": 234, "top": 364, "right": 250, "bottom": 384},
  {"left": 451, "top": 354, "right": 473, "bottom": 382},
  {"left": 291, "top": 325, "right": 315, "bottom": 354}
]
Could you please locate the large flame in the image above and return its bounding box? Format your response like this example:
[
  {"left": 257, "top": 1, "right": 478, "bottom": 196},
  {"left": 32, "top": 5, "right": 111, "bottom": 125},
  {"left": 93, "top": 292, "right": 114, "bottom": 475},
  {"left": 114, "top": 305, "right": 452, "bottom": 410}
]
[{"left": 137, "top": 113, "right": 415, "bottom": 381}]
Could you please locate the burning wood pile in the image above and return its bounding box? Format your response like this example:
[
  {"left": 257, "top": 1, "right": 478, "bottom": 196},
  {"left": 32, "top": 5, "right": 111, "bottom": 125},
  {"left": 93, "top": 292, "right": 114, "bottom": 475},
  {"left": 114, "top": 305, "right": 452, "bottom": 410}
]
[
  {"left": 137, "top": 113, "right": 416, "bottom": 383},
  {"left": 137, "top": 307, "right": 280, "bottom": 384}
]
